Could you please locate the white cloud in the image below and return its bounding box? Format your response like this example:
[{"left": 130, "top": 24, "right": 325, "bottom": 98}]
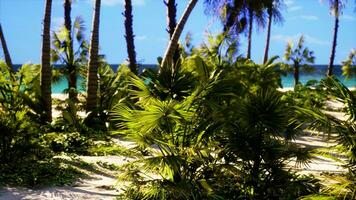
[
  {"left": 101, "top": 0, "right": 145, "bottom": 6},
  {"left": 136, "top": 35, "right": 147, "bottom": 40},
  {"left": 300, "top": 15, "right": 319, "bottom": 20},
  {"left": 284, "top": 0, "right": 295, "bottom": 6},
  {"left": 288, "top": 6, "right": 302, "bottom": 12},
  {"left": 272, "top": 33, "right": 328, "bottom": 46},
  {"left": 341, "top": 14, "right": 356, "bottom": 21}
]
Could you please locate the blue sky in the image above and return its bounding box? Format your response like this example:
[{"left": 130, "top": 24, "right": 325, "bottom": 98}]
[{"left": 0, "top": 0, "right": 355, "bottom": 65}]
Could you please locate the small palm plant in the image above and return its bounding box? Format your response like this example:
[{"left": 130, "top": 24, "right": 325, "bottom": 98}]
[{"left": 284, "top": 35, "right": 315, "bottom": 87}]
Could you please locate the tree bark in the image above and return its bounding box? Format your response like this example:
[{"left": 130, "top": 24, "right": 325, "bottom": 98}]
[
  {"left": 327, "top": 1, "right": 339, "bottom": 76},
  {"left": 0, "top": 24, "right": 13, "bottom": 71},
  {"left": 41, "top": 0, "right": 53, "bottom": 123},
  {"left": 64, "top": 0, "right": 77, "bottom": 101},
  {"left": 294, "top": 62, "right": 299, "bottom": 87},
  {"left": 263, "top": 11, "right": 272, "bottom": 64},
  {"left": 246, "top": 8, "right": 253, "bottom": 60},
  {"left": 124, "top": 0, "right": 138, "bottom": 74},
  {"left": 86, "top": 0, "right": 101, "bottom": 112},
  {"left": 164, "top": 0, "right": 179, "bottom": 64},
  {"left": 161, "top": 0, "right": 198, "bottom": 68}
]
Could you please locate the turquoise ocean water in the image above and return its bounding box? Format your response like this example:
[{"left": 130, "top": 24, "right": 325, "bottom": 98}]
[{"left": 13, "top": 65, "right": 356, "bottom": 93}]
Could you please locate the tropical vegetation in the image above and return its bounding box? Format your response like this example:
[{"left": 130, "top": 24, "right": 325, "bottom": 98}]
[{"left": 0, "top": 0, "right": 355, "bottom": 199}]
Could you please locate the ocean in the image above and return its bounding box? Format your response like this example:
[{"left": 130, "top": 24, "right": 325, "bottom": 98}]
[{"left": 13, "top": 64, "right": 356, "bottom": 93}]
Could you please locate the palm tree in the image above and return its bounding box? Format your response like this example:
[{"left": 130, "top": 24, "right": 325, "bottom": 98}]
[
  {"left": 263, "top": 0, "right": 284, "bottom": 63},
  {"left": 327, "top": 0, "right": 343, "bottom": 76},
  {"left": 0, "top": 24, "right": 13, "bottom": 71},
  {"left": 86, "top": 0, "right": 101, "bottom": 112},
  {"left": 40, "top": 0, "right": 52, "bottom": 122},
  {"left": 204, "top": 0, "right": 248, "bottom": 34},
  {"left": 161, "top": 0, "right": 198, "bottom": 67},
  {"left": 246, "top": 0, "right": 265, "bottom": 59},
  {"left": 63, "top": 0, "right": 78, "bottom": 101},
  {"left": 284, "top": 35, "right": 315, "bottom": 87},
  {"left": 164, "top": 0, "right": 180, "bottom": 64},
  {"left": 124, "top": 0, "right": 138, "bottom": 74}
]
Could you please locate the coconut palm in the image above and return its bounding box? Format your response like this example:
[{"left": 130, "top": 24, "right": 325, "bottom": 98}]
[
  {"left": 164, "top": 0, "right": 180, "bottom": 64},
  {"left": 327, "top": 0, "right": 344, "bottom": 76},
  {"left": 284, "top": 35, "right": 315, "bottom": 87},
  {"left": 246, "top": 0, "right": 266, "bottom": 59},
  {"left": 63, "top": 0, "right": 78, "bottom": 101},
  {"left": 40, "top": 0, "right": 52, "bottom": 122},
  {"left": 161, "top": 0, "right": 198, "bottom": 68},
  {"left": 0, "top": 24, "right": 13, "bottom": 71},
  {"left": 86, "top": 0, "right": 101, "bottom": 112},
  {"left": 263, "top": 0, "right": 284, "bottom": 63},
  {"left": 124, "top": 0, "right": 138, "bottom": 74},
  {"left": 51, "top": 17, "right": 88, "bottom": 96}
]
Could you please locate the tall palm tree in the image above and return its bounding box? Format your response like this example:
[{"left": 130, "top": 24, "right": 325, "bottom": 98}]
[
  {"left": 164, "top": 0, "right": 180, "bottom": 64},
  {"left": 40, "top": 0, "right": 53, "bottom": 122},
  {"left": 86, "top": 0, "right": 101, "bottom": 112},
  {"left": 246, "top": 0, "right": 265, "bottom": 59},
  {"left": 161, "top": 0, "right": 198, "bottom": 67},
  {"left": 124, "top": 0, "right": 138, "bottom": 74},
  {"left": 327, "top": 0, "right": 343, "bottom": 76},
  {"left": 284, "top": 35, "right": 315, "bottom": 87},
  {"left": 63, "top": 0, "right": 77, "bottom": 101},
  {"left": 263, "top": 0, "right": 284, "bottom": 63},
  {"left": 164, "top": 0, "right": 177, "bottom": 38},
  {"left": 0, "top": 24, "right": 13, "bottom": 71}
]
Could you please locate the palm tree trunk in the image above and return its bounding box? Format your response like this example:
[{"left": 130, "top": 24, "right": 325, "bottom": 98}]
[
  {"left": 327, "top": 9, "right": 339, "bottom": 76},
  {"left": 263, "top": 11, "right": 272, "bottom": 64},
  {"left": 246, "top": 9, "right": 253, "bottom": 59},
  {"left": 64, "top": 0, "right": 77, "bottom": 101},
  {"left": 86, "top": 0, "right": 101, "bottom": 112},
  {"left": 124, "top": 0, "right": 138, "bottom": 74},
  {"left": 294, "top": 62, "right": 299, "bottom": 87},
  {"left": 40, "top": 0, "right": 53, "bottom": 123},
  {"left": 0, "top": 24, "right": 13, "bottom": 71},
  {"left": 164, "top": 0, "right": 179, "bottom": 64},
  {"left": 161, "top": 0, "right": 198, "bottom": 68}
]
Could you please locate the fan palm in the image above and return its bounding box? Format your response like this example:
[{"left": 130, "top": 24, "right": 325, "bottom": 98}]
[
  {"left": 284, "top": 35, "right": 315, "bottom": 87},
  {"left": 40, "top": 0, "right": 52, "bottom": 123},
  {"left": 86, "top": 0, "right": 101, "bottom": 112},
  {"left": 124, "top": 0, "right": 138, "bottom": 74}
]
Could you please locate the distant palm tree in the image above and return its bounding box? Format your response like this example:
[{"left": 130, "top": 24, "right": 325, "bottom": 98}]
[
  {"left": 86, "top": 0, "right": 101, "bottom": 112},
  {"left": 124, "top": 0, "right": 138, "bottom": 74},
  {"left": 40, "top": 0, "right": 53, "bottom": 122},
  {"left": 246, "top": 0, "right": 265, "bottom": 59},
  {"left": 284, "top": 35, "right": 315, "bottom": 87},
  {"left": 161, "top": 0, "right": 198, "bottom": 67},
  {"left": 63, "top": 0, "right": 78, "bottom": 101},
  {"left": 0, "top": 24, "right": 13, "bottom": 71},
  {"left": 263, "top": 0, "right": 284, "bottom": 63},
  {"left": 327, "top": 0, "right": 343, "bottom": 76}
]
